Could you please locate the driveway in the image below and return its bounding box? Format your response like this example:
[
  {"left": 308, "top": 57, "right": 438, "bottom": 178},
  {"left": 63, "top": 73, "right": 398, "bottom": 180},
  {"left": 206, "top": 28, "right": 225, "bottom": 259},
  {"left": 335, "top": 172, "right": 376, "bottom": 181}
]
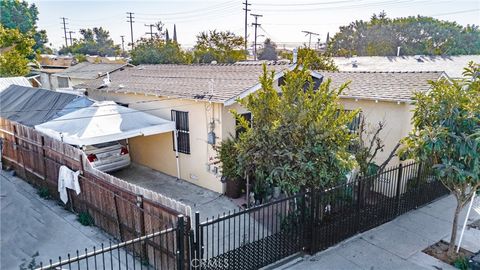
[
  {"left": 112, "top": 163, "right": 241, "bottom": 222},
  {"left": 0, "top": 170, "right": 111, "bottom": 269},
  {"left": 279, "top": 195, "right": 480, "bottom": 270}
]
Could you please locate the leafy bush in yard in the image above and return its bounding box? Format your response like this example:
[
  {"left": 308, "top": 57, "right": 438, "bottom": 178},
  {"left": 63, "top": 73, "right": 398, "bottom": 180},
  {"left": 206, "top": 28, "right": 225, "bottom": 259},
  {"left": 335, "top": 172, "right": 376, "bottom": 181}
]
[{"left": 78, "top": 212, "right": 94, "bottom": 226}]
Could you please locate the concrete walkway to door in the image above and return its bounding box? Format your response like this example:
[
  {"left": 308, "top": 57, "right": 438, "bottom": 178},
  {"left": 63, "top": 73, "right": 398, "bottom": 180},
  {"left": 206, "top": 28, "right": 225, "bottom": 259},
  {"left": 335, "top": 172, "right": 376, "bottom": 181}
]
[
  {"left": 278, "top": 195, "right": 480, "bottom": 270},
  {"left": 112, "top": 163, "right": 240, "bottom": 222}
]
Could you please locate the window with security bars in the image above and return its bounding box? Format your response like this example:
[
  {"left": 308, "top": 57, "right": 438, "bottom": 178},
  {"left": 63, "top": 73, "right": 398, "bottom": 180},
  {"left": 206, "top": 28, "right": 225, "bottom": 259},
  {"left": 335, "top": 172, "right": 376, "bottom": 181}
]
[{"left": 171, "top": 110, "right": 190, "bottom": 154}]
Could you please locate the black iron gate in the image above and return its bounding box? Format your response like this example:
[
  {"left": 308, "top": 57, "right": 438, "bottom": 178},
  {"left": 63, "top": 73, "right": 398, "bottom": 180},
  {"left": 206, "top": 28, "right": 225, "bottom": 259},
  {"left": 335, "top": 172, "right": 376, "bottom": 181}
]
[{"left": 192, "top": 192, "right": 307, "bottom": 270}]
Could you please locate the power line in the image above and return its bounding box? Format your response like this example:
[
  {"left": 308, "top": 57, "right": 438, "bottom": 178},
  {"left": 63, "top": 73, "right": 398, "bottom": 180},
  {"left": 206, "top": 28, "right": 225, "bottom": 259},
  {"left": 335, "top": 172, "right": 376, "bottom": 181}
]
[
  {"left": 126, "top": 12, "right": 135, "bottom": 50},
  {"left": 60, "top": 17, "right": 68, "bottom": 47},
  {"left": 255, "top": 0, "right": 417, "bottom": 13},
  {"left": 253, "top": 0, "right": 360, "bottom": 7},
  {"left": 135, "top": 1, "right": 236, "bottom": 16},
  {"left": 243, "top": 0, "right": 251, "bottom": 58},
  {"left": 251, "top": 14, "right": 263, "bottom": 60}
]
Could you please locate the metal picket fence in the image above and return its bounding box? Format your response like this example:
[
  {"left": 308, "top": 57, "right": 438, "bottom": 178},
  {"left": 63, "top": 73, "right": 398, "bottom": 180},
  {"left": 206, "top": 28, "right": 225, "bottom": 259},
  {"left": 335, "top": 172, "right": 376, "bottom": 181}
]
[
  {"left": 190, "top": 161, "right": 449, "bottom": 270},
  {"left": 36, "top": 216, "right": 188, "bottom": 270},
  {"left": 34, "top": 161, "right": 448, "bottom": 270}
]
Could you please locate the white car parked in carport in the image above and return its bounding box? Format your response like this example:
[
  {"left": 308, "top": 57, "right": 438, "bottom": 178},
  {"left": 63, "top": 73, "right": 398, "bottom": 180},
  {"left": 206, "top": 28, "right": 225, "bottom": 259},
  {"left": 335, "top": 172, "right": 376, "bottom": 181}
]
[{"left": 83, "top": 141, "right": 131, "bottom": 172}]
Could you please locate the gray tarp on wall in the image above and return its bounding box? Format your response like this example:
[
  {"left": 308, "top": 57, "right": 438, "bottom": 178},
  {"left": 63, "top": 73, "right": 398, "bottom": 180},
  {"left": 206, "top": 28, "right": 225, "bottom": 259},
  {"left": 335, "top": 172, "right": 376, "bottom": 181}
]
[{"left": 0, "top": 85, "right": 93, "bottom": 126}]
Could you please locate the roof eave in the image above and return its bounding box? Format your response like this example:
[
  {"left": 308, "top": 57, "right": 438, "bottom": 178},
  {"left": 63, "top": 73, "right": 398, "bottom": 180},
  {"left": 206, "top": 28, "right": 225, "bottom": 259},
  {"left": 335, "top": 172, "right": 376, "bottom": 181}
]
[
  {"left": 339, "top": 95, "right": 412, "bottom": 104},
  {"left": 224, "top": 64, "right": 324, "bottom": 106}
]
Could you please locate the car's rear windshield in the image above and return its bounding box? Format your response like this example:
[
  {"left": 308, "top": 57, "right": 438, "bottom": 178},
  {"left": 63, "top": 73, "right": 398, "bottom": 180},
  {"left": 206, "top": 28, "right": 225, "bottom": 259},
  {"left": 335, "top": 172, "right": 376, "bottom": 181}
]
[{"left": 91, "top": 141, "right": 119, "bottom": 148}]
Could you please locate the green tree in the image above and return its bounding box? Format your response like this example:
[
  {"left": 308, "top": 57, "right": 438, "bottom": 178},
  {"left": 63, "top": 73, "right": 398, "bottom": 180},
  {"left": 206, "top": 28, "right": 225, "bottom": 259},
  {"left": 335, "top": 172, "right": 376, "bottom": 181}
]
[
  {"left": 0, "top": 25, "right": 34, "bottom": 76},
  {"left": 130, "top": 37, "right": 191, "bottom": 65},
  {"left": 328, "top": 12, "right": 480, "bottom": 56},
  {"left": 59, "top": 27, "right": 119, "bottom": 56},
  {"left": 233, "top": 65, "right": 358, "bottom": 194},
  {"left": 258, "top": 38, "right": 278, "bottom": 61},
  {"left": 193, "top": 30, "right": 245, "bottom": 63},
  {"left": 280, "top": 48, "right": 338, "bottom": 71},
  {"left": 297, "top": 47, "right": 338, "bottom": 71},
  {"left": 0, "top": 0, "right": 51, "bottom": 54},
  {"left": 400, "top": 62, "right": 480, "bottom": 257}
]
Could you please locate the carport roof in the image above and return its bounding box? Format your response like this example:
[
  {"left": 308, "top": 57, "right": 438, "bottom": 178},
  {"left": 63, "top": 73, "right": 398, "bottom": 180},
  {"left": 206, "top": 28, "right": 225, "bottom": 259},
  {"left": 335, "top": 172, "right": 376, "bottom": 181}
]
[{"left": 35, "top": 101, "right": 176, "bottom": 146}]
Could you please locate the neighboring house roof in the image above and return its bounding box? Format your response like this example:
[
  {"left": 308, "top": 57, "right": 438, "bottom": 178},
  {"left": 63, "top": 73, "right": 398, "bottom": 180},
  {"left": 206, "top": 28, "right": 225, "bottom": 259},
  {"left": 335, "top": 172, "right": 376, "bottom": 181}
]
[
  {"left": 333, "top": 55, "right": 480, "bottom": 78},
  {"left": 54, "top": 62, "right": 130, "bottom": 80},
  {"left": 0, "top": 77, "right": 31, "bottom": 92},
  {"left": 83, "top": 63, "right": 293, "bottom": 103},
  {"left": 83, "top": 63, "right": 442, "bottom": 104},
  {"left": 321, "top": 71, "right": 445, "bottom": 102},
  {"left": 0, "top": 85, "right": 94, "bottom": 126}
]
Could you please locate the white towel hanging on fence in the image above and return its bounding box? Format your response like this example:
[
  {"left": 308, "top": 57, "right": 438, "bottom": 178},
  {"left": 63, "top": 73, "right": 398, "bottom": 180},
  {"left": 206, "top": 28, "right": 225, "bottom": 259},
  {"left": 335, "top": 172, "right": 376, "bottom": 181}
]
[{"left": 58, "top": 165, "right": 81, "bottom": 204}]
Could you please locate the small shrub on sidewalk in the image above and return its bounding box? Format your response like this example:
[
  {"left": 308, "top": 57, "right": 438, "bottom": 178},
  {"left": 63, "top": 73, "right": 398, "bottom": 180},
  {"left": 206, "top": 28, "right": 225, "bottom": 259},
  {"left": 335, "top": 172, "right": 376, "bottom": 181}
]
[
  {"left": 19, "top": 252, "right": 40, "bottom": 270},
  {"left": 453, "top": 256, "right": 470, "bottom": 270},
  {"left": 78, "top": 212, "right": 94, "bottom": 226}
]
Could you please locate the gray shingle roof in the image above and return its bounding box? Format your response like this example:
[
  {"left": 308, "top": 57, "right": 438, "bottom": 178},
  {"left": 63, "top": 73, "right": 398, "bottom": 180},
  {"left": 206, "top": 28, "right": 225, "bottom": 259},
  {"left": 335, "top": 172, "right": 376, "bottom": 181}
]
[
  {"left": 55, "top": 62, "right": 129, "bottom": 80},
  {"left": 84, "top": 63, "right": 291, "bottom": 103},
  {"left": 321, "top": 71, "right": 445, "bottom": 102},
  {"left": 333, "top": 55, "right": 479, "bottom": 78}
]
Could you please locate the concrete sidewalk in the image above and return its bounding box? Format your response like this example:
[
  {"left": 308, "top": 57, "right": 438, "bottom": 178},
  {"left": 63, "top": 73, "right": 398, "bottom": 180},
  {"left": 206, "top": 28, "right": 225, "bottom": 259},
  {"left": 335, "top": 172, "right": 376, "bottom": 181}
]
[
  {"left": 284, "top": 195, "right": 480, "bottom": 270},
  {"left": 0, "top": 170, "right": 112, "bottom": 269}
]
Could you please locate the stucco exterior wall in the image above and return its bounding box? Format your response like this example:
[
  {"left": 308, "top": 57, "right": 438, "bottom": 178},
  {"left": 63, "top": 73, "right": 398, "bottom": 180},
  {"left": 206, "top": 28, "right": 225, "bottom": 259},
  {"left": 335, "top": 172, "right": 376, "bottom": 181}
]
[
  {"left": 223, "top": 97, "right": 413, "bottom": 168},
  {"left": 88, "top": 90, "right": 224, "bottom": 193},
  {"left": 340, "top": 98, "right": 413, "bottom": 166}
]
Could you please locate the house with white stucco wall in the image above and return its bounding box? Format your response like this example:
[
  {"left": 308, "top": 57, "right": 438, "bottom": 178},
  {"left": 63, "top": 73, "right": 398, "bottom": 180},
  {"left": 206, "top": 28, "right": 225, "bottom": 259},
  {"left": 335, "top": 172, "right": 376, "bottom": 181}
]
[{"left": 81, "top": 63, "right": 445, "bottom": 194}]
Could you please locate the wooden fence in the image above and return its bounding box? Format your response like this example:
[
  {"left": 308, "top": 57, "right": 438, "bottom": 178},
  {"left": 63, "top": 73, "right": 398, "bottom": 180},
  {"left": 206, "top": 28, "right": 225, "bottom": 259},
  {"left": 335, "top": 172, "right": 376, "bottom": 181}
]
[{"left": 0, "top": 118, "right": 191, "bottom": 268}]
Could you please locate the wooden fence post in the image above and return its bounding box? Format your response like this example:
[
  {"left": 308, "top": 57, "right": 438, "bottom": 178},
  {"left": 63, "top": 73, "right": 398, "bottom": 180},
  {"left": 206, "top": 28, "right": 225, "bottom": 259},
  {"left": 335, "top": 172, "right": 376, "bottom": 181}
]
[
  {"left": 13, "top": 125, "right": 26, "bottom": 178},
  {"left": 113, "top": 194, "right": 124, "bottom": 241},
  {"left": 136, "top": 195, "right": 149, "bottom": 263},
  {"left": 41, "top": 136, "right": 47, "bottom": 180}
]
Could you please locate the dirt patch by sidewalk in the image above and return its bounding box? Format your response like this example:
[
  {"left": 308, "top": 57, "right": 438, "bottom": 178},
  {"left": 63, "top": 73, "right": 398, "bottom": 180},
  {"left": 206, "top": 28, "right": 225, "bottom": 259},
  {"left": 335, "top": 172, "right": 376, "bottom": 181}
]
[{"left": 423, "top": 240, "right": 473, "bottom": 267}]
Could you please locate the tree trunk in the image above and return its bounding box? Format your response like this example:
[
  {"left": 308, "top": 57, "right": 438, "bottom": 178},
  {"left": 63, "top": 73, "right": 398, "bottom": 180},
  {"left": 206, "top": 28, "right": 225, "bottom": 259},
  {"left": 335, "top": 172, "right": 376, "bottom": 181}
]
[{"left": 447, "top": 198, "right": 463, "bottom": 256}]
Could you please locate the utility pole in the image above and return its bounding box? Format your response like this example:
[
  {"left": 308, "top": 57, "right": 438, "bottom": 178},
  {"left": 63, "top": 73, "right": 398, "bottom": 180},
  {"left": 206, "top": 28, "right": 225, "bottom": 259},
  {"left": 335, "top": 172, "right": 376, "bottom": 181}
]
[
  {"left": 126, "top": 12, "right": 135, "bottom": 49},
  {"left": 302, "top": 30, "right": 319, "bottom": 49},
  {"left": 120, "top": 35, "right": 125, "bottom": 53},
  {"left": 67, "top": 31, "right": 75, "bottom": 46},
  {"left": 242, "top": 0, "right": 251, "bottom": 59},
  {"left": 145, "top": 24, "right": 155, "bottom": 39},
  {"left": 251, "top": 14, "right": 262, "bottom": 61},
  {"left": 60, "top": 17, "right": 68, "bottom": 47}
]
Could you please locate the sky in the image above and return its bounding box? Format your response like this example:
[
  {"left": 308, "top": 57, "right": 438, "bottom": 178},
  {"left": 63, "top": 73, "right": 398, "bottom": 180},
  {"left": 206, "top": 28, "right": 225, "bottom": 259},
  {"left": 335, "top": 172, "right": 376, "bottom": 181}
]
[{"left": 30, "top": 0, "right": 480, "bottom": 51}]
